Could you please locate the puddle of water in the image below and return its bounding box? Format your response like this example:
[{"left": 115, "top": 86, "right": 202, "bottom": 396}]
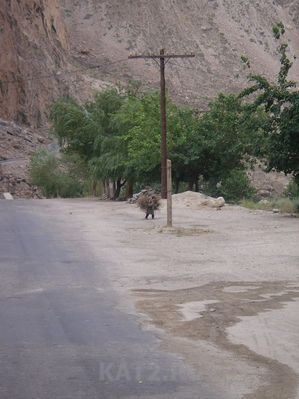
[
  {"left": 223, "top": 285, "right": 258, "bottom": 293},
  {"left": 228, "top": 299, "right": 299, "bottom": 375},
  {"left": 261, "top": 291, "right": 289, "bottom": 299},
  {"left": 178, "top": 300, "right": 218, "bottom": 321},
  {"left": 135, "top": 281, "right": 299, "bottom": 399}
]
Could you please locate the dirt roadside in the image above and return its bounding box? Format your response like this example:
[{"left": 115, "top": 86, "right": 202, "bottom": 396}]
[{"left": 38, "top": 199, "right": 299, "bottom": 399}]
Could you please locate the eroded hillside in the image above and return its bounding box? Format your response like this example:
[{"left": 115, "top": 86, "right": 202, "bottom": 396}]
[
  {"left": 62, "top": 0, "right": 299, "bottom": 107},
  {"left": 1, "top": 0, "right": 299, "bottom": 127}
]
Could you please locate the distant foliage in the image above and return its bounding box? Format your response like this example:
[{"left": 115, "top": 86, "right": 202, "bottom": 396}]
[
  {"left": 202, "top": 169, "right": 255, "bottom": 203},
  {"left": 285, "top": 179, "right": 299, "bottom": 200},
  {"left": 218, "top": 169, "right": 255, "bottom": 203},
  {"left": 49, "top": 89, "right": 265, "bottom": 201},
  {"left": 272, "top": 22, "right": 285, "bottom": 39},
  {"left": 241, "top": 55, "right": 250, "bottom": 69},
  {"left": 30, "top": 149, "right": 84, "bottom": 198}
]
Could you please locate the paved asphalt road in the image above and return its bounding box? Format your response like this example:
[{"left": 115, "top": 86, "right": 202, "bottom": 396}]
[{"left": 0, "top": 200, "right": 220, "bottom": 399}]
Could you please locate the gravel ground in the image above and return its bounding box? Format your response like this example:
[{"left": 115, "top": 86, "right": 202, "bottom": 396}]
[{"left": 34, "top": 199, "right": 299, "bottom": 399}]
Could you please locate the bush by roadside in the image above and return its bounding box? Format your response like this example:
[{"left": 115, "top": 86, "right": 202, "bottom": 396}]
[
  {"left": 241, "top": 197, "right": 299, "bottom": 214},
  {"left": 202, "top": 169, "right": 255, "bottom": 203},
  {"left": 284, "top": 179, "right": 299, "bottom": 200},
  {"left": 29, "top": 149, "right": 86, "bottom": 198}
]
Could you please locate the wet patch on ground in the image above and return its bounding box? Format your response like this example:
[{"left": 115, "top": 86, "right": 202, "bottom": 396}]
[
  {"left": 157, "top": 226, "right": 211, "bottom": 237},
  {"left": 133, "top": 281, "right": 299, "bottom": 399},
  {"left": 128, "top": 225, "right": 211, "bottom": 237}
]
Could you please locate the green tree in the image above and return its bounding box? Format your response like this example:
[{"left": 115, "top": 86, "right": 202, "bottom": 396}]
[
  {"left": 186, "top": 93, "right": 261, "bottom": 194},
  {"left": 50, "top": 97, "right": 97, "bottom": 160},
  {"left": 50, "top": 90, "right": 131, "bottom": 198},
  {"left": 119, "top": 92, "right": 255, "bottom": 195},
  {"left": 240, "top": 22, "right": 299, "bottom": 182},
  {"left": 118, "top": 92, "right": 201, "bottom": 192},
  {"left": 49, "top": 88, "right": 258, "bottom": 200}
]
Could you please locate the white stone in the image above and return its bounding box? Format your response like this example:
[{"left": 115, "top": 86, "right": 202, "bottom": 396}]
[{"left": 3, "top": 192, "right": 13, "bottom": 200}]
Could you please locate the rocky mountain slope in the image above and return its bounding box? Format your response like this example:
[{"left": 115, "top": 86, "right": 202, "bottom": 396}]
[
  {"left": 0, "top": 0, "right": 69, "bottom": 127},
  {"left": 0, "top": 118, "right": 46, "bottom": 198},
  {"left": 1, "top": 0, "right": 299, "bottom": 127},
  {"left": 61, "top": 0, "right": 299, "bottom": 107},
  {"left": 0, "top": 0, "right": 298, "bottom": 196}
]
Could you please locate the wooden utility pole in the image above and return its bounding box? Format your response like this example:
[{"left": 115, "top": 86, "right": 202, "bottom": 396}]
[
  {"left": 128, "top": 50, "right": 195, "bottom": 199},
  {"left": 160, "top": 49, "right": 167, "bottom": 200},
  {"left": 167, "top": 159, "right": 172, "bottom": 227}
]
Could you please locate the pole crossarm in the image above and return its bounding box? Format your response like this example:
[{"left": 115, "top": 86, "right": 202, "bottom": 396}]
[{"left": 128, "top": 53, "right": 195, "bottom": 60}]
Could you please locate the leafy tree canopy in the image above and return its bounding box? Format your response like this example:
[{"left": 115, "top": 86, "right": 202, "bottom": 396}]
[
  {"left": 49, "top": 89, "right": 259, "bottom": 198},
  {"left": 240, "top": 22, "right": 299, "bottom": 180}
]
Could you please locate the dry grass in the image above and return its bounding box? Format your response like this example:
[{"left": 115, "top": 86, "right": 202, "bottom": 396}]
[{"left": 241, "top": 198, "right": 299, "bottom": 214}]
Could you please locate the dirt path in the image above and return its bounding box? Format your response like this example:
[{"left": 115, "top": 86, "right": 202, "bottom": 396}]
[{"left": 37, "top": 199, "right": 299, "bottom": 399}]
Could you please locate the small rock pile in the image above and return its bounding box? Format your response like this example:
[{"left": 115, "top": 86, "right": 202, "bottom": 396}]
[
  {"left": 0, "top": 118, "right": 49, "bottom": 198},
  {"left": 0, "top": 173, "right": 42, "bottom": 199},
  {"left": 171, "top": 191, "right": 225, "bottom": 209}
]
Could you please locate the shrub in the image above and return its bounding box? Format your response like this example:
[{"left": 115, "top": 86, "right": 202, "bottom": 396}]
[
  {"left": 30, "top": 149, "right": 84, "bottom": 198},
  {"left": 241, "top": 197, "right": 299, "bottom": 214},
  {"left": 293, "top": 199, "right": 299, "bottom": 213},
  {"left": 216, "top": 169, "right": 255, "bottom": 203},
  {"left": 273, "top": 198, "right": 297, "bottom": 214},
  {"left": 240, "top": 199, "right": 272, "bottom": 211},
  {"left": 285, "top": 179, "right": 299, "bottom": 199}
]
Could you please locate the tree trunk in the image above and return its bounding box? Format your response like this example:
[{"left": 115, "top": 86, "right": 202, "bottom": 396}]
[
  {"left": 92, "top": 180, "right": 97, "bottom": 196},
  {"left": 113, "top": 178, "right": 127, "bottom": 200},
  {"left": 126, "top": 181, "right": 134, "bottom": 199},
  {"left": 113, "top": 178, "right": 121, "bottom": 200},
  {"left": 104, "top": 180, "right": 114, "bottom": 199},
  {"left": 108, "top": 180, "right": 114, "bottom": 199},
  {"left": 195, "top": 178, "right": 199, "bottom": 192},
  {"left": 175, "top": 178, "right": 180, "bottom": 194},
  {"left": 188, "top": 181, "right": 194, "bottom": 191},
  {"left": 104, "top": 180, "right": 109, "bottom": 198}
]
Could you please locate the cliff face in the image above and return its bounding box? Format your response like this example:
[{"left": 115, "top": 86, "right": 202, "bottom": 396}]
[{"left": 0, "top": 0, "right": 69, "bottom": 127}]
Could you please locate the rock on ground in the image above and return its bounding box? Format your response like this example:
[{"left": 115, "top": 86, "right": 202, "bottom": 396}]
[{"left": 171, "top": 191, "right": 225, "bottom": 209}]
